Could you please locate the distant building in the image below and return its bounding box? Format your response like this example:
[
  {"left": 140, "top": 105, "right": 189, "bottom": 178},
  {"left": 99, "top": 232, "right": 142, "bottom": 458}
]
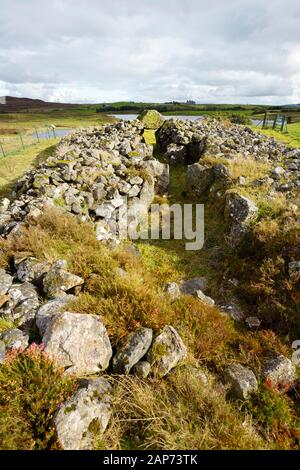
[{"left": 186, "top": 100, "right": 196, "bottom": 105}]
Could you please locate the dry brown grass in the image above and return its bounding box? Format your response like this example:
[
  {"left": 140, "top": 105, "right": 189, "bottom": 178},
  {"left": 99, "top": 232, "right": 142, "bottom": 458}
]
[
  {"left": 201, "top": 154, "right": 271, "bottom": 180},
  {"left": 96, "top": 369, "right": 265, "bottom": 450}
]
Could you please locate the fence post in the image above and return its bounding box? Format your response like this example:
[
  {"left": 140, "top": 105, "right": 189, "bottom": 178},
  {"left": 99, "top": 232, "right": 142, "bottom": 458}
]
[
  {"left": 34, "top": 127, "right": 40, "bottom": 142},
  {"left": 262, "top": 112, "right": 267, "bottom": 128},
  {"left": 0, "top": 140, "right": 5, "bottom": 157},
  {"left": 282, "top": 116, "right": 288, "bottom": 133},
  {"left": 19, "top": 132, "right": 25, "bottom": 149},
  {"left": 272, "top": 114, "right": 278, "bottom": 130}
]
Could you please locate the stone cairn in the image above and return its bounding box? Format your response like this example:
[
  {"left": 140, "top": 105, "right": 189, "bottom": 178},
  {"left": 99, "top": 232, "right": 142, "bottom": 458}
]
[{"left": 0, "top": 111, "right": 298, "bottom": 448}]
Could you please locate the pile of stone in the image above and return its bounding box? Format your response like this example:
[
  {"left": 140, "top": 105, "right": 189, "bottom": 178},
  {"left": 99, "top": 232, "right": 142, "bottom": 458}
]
[
  {"left": 163, "top": 117, "right": 299, "bottom": 244},
  {"left": 0, "top": 252, "right": 188, "bottom": 449},
  {"left": 50, "top": 322, "right": 187, "bottom": 449},
  {"left": 158, "top": 118, "right": 299, "bottom": 208},
  {"left": 157, "top": 117, "right": 300, "bottom": 168},
  {"left": 0, "top": 253, "right": 187, "bottom": 376},
  {"left": 0, "top": 259, "right": 82, "bottom": 330},
  {"left": 0, "top": 119, "right": 169, "bottom": 243}
]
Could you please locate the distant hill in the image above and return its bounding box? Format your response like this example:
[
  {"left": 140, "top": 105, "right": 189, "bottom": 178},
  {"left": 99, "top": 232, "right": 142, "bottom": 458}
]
[
  {"left": 0, "top": 96, "right": 79, "bottom": 113},
  {"left": 281, "top": 103, "right": 300, "bottom": 109}
]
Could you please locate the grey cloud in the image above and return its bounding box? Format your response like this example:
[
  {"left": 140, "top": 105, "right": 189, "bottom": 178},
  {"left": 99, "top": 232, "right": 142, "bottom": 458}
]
[{"left": 0, "top": 0, "right": 299, "bottom": 104}]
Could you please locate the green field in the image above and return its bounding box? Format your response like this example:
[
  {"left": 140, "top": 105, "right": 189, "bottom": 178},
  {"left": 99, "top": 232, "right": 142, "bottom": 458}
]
[
  {"left": 254, "top": 122, "right": 300, "bottom": 147},
  {"left": 0, "top": 106, "right": 299, "bottom": 197},
  {"left": 0, "top": 108, "right": 115, "bottom": 156},
  {"left": 0, "top": 107, "right": 114, "bottom": 133}
]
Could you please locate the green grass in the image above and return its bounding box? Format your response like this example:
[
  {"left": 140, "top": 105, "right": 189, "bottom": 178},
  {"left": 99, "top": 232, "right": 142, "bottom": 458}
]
[
  {"left": 0, "top": 140, "right": 58, "bottom": 197},
  {"left": 253, "top": 122, "right": 300, "bottom": 147},
  {"left": 0, "top": 108, "right": 114, "bottom": 134}
]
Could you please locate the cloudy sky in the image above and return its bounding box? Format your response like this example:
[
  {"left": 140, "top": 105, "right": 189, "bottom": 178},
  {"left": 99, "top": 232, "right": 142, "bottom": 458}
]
[{"left": 0, "top": 0, "right": 299, "bottom": 104}]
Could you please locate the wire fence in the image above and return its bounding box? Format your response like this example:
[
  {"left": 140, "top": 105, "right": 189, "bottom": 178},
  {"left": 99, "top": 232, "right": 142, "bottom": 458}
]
[
  {"left": 0, "top": 126, "right": 70, "bottom": 158},
  {"left": 253, "top": 113, "right": 288, "bottom": 133}
]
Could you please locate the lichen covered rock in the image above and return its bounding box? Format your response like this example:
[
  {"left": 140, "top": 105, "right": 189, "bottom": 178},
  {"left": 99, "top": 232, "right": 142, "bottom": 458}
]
[
  {"left": 224, "top": 364, "right": 258, "bottom": 399},
  {"left": 262, "top": 354, "right": 296, "bottom": 392},
  {"left": 35, "top": 295, "right": 75, "bottom": 336},
  {"left": 147, "top": 325, "right": 187, "bottom": 376},
  {"left": 137, "top": 109, "right": 164, "bottom": 129},
  {"left": 113, "top": 327, "right": 153, "bottom": 375},
  {"left": 0, "top": 328, "right": 29, "bottom": 351},
  {"left": 43, "top": 312, "right": 112, "bottom": 376},
  {"left": 54, "top": 377, "right": 113, "bottom": 450},
  {"left": 42, "top": 262, "right": 84, "bottom": 298}
]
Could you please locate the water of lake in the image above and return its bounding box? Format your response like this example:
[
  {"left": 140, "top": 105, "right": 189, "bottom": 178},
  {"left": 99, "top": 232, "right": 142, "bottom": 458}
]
[
  {"left": 34, "top": 128, "right": 74, "bottom": 139},
  {"left": 33, "top": 117, "right": 262, "bottom": 142},
  {"left": 112, "top": 114, "right": 261, "bottom": 126},
  {"left": 110, "top": 114, "right": 205, "bottom": 122}
]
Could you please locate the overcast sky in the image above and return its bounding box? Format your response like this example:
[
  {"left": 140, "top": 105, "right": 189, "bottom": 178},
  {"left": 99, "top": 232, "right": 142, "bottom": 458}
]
[{"left": 0, "top": 0, "right": 299, "bottom": 104}]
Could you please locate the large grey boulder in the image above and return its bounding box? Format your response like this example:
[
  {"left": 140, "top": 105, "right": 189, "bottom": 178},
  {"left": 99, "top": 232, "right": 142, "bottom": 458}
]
[
  {"left": 35, "top": 295, "right": 75, "bottom": 336},
  {"left": 262, "top": 354, "right": 296, "bottom": 392},
  {"left": 225, "top": 192, "right": 258, "bottom": 243},
  {"left": 42, "top": 262, "right": 84, "bottom": 298},
  {"left": 0, "top": 328, "right": 29, "bottom": 351},
  {"left": 185, "top": 163, "right": 214, "bottom": 197},
  {"left": 113, "top": 327, "right": 153, "bottom": 375},
  {"left": 147, "top": 325, "right": 187, "bottom": 376},
  {"left": 137, "top": 109, "right": 164, "bottom": 129},
  {"left": 54, "top": 377, "right": 113, "bottom": 450},
  {"left": 15, "top": 257, "right": 51, "bottom": 284},
  {"left": 225, "top": 192, "right": 258, "bottom": 225},
  {"left": 43, "top": 312, "right": 112, "bottom": 376},
  {"left": 224, "top": 364, "right": 258, "bottom": 399}
]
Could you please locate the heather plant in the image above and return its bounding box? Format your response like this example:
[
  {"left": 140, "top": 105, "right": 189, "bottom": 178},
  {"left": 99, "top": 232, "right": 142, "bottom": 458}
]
[{"left": 0, "top": 344, "right": 76, "bottom": 449}]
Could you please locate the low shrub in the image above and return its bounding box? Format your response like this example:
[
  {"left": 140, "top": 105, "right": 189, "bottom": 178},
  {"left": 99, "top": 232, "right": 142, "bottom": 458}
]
[{"left": 0, "top": 344, "right": 76, "bottom": 449}]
